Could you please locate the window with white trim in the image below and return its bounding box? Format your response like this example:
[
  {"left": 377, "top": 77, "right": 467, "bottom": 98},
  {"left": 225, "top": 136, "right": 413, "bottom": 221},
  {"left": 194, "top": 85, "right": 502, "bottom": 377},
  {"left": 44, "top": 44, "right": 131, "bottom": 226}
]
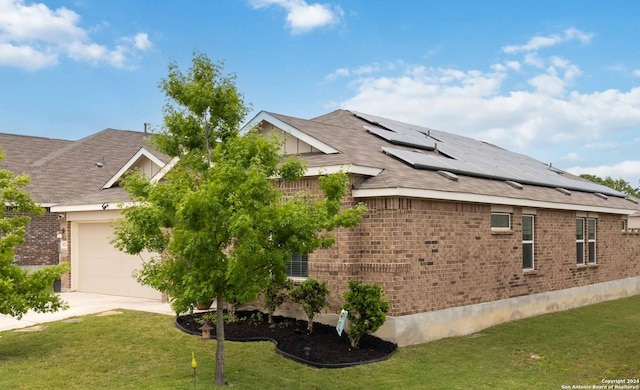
[
  {"left": 522, "top": 215, "right": 534, "bottom": 270},
  {"left": 587, "top": 218, "right": 596, "bottom": 264},
  {"left": 491, "top": 213, "right": 511, "bottom": 230},
  {"left": 286, "top": 253, "right": 308, "bottom": 278},
  {"left": 576, "top": 218, "right": 585, "bottom": 265}
]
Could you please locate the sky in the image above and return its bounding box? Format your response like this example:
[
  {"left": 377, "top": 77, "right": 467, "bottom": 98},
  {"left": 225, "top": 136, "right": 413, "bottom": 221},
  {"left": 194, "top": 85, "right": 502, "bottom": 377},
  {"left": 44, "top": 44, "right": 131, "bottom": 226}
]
[{"left": 1, "top": 0, "right": 640, "bottom": 186}]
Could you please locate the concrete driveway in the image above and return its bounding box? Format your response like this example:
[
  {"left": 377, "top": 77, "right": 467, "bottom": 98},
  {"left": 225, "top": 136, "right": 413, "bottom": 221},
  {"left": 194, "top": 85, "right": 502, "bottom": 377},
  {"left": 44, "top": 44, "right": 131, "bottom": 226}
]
[{"left": 0, "top": 292, "right": 174, "bottom": 332}]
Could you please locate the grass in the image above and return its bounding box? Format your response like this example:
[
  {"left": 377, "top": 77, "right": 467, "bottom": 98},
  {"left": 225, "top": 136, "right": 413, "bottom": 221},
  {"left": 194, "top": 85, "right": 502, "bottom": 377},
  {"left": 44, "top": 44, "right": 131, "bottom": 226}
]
[{"left": 1, "top": 296, "right": 640, "bottom": 389}]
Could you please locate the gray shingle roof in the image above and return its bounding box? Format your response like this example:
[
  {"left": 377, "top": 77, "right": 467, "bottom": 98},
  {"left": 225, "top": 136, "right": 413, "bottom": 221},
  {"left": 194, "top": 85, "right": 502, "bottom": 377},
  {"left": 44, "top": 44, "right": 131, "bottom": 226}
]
[
  {"left": 266, "top": 110, "right": 640, "bottom": 213},
  {"left": 0, "top": 129, "right": 170, "bottom": 204}
]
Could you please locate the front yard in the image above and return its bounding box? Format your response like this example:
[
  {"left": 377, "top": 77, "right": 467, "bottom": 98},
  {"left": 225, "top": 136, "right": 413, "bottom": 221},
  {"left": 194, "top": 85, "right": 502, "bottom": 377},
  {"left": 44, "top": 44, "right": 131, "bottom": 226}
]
[{"left": 1, "top": 295, "right": 639, "bottom": 389}]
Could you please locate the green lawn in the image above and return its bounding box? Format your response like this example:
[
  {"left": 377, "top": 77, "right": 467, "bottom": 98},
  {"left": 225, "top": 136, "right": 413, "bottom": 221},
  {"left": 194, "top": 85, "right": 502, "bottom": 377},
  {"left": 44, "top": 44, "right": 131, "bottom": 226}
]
[{"left": 1, "top": 296, "right": 639, "bottom": 389}]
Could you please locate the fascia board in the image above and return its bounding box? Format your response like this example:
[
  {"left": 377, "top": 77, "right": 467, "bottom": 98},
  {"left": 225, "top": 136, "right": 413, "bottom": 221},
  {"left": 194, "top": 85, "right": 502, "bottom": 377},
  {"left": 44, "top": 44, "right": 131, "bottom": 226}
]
[
  {"left": 242, "top": 111, "right": 340, "bottom": 154},
  {"left": 352, "top": 187, "right": 638, "bottom": 215},
  {"left": 51, "top": 203, "right": 121, "bottom": 212},
  {"left": 150, "top": 156, "right": 179, "bottom": 183},
  {"left": 102, "top": 148, "right": 167, "bottom": 189},
  {"left": 304, "top": 165, "right": 383, "bottom": 177}
]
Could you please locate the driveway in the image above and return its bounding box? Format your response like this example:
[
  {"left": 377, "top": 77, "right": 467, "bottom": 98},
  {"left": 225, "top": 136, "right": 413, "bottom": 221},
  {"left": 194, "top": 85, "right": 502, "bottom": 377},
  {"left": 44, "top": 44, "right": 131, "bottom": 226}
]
[{"left": 0, "top": 292, "right": 174, "bottom": 332}]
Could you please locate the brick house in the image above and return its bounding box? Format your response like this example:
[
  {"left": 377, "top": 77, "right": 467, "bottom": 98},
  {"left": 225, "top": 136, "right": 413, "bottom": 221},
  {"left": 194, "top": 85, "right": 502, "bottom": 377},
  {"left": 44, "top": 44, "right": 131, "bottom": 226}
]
[
  {"left": 0, "top": 130, "right": 170, "bottom": 296},
  {"left": 6, "top": 110, "right": 640, "bottom": 346},
  {"left": 241, "top": 110, "right": 640, "bottom": 346}
]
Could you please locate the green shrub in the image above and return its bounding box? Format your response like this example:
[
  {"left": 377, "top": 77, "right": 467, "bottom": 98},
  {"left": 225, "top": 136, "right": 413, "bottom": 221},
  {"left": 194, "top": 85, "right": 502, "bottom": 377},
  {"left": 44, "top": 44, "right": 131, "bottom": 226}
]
[
  {"left": 263, "top": 277, "right": 293, "bottom": 324},
  {"left": 342, "top": 280, "right": 390, "bottom": 348},
  {"left": 290, "top": 278, "right": 329, "bottom": 333}
]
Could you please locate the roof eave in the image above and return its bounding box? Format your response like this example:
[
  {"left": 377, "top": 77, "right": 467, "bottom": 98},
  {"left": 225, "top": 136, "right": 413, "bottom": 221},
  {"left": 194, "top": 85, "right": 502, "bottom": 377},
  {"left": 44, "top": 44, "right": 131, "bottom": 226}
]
[{"left": 352, "top": 187, "right": 637, "bottom": 215}]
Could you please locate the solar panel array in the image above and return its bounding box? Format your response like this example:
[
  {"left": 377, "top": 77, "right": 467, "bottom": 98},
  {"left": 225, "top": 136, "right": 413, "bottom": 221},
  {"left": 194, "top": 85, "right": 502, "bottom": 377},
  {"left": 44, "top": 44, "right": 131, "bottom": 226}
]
[{"left": 353, "top": 111, "right": 627, "bottom": 198}]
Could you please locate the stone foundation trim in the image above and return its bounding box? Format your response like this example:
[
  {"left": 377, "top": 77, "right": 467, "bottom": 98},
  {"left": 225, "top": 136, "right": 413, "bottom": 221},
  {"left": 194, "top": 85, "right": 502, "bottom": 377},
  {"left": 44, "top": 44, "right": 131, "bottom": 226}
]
[{"left": 375, "top": 276, "right": 640, "bottom": 347}]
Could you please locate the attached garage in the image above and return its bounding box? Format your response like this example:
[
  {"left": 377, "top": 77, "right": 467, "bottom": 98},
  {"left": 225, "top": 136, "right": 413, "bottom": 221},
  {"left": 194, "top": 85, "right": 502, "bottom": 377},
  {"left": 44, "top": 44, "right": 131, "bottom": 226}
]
[{"left": 69, "top": 211, "right": 162, "bottom": 300}]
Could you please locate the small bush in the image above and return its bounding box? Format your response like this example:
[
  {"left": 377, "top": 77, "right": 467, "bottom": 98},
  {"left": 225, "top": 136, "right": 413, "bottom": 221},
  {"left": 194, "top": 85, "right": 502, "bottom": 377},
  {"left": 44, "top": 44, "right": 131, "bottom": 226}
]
[
  {"left": 263, "top": 276, "right": 293, "bottom": 324},
  {"left": 249, "top": 312, "right": 264, "bottom": 327},
  {"left": 290, "top": 278, "right": 329, "bottom": 333},
  {"left": 342, "top": 280, "right": 390, "bottom": 348}
]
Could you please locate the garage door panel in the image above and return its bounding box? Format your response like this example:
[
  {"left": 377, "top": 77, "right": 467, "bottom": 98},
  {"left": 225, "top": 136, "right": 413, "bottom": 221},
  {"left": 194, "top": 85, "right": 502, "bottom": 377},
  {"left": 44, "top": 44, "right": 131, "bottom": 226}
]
[{"left": 76, "top": 223, "right": 161, "bottom": 300}]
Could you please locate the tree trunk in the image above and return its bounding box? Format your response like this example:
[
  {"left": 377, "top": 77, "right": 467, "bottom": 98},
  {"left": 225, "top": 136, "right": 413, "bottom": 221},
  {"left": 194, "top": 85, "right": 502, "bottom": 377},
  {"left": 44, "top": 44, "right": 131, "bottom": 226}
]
[
  {"left": 214, "top": 295, "right": 225, "bottom": 386},
  {"left": 307, "top": 314, "right": 314, "bottom": 333}
]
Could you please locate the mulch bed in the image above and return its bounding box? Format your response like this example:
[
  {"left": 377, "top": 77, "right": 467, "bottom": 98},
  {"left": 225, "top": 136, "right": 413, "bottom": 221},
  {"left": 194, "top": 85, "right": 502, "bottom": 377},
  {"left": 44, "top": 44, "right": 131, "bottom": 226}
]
[{"left": 175, "top": 310, "right": 397, "bottom": 368}]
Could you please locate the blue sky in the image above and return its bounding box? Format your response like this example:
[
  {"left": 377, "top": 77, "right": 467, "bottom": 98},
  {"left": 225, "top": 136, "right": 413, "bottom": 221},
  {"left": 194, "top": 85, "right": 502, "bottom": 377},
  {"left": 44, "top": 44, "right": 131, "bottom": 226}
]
[{"left": 2, "top": 0, "right": 640, "bottom": 186}]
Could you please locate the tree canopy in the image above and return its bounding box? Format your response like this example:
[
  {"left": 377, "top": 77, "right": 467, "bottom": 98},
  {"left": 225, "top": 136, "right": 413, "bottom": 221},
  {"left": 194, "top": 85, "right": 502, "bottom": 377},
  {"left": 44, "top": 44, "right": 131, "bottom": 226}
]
[
  {"left": 579, "top": 174, "right": 639, "bottom": 198},
  {"left": 112, "top": 52, "right": 367, "bottom": 386},
  {"left": 0, "top": 150, "right": 69, "bottom": 318}
]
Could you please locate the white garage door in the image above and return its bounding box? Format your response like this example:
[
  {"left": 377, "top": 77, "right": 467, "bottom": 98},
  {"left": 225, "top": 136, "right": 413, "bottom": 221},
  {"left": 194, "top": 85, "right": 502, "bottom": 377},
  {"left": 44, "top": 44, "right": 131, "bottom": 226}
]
[{"left": 76, "top": 222, "right": 162, "bottom": 300}]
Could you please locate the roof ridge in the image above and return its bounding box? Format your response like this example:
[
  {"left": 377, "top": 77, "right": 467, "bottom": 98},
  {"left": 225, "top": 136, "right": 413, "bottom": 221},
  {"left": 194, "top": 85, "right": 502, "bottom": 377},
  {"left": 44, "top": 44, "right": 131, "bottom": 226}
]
[
  {"left": 29, "top": 128, "right": 148, "bottom": 168},
  {"left": 0, "top": 132, "right": 71, "bottom": 142}
]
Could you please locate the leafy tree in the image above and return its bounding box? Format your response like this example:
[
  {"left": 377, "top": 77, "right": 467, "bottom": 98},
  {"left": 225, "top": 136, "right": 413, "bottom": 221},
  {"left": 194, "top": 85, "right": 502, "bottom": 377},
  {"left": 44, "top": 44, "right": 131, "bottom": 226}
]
[
  {"left": 342, "top": 280, "right": 390, "bottom": 348},
  {"left": 290, "top": 278, "right": 329, "bottom": 333},
  {"left": 580, "top": 174, "right": 639, "bottom": 197},
  {"left": 0, "top": 150, "right": 69, "bottom": 318},
  {"left": 112, "top": 52, "right": 367, "bottom": 386}
]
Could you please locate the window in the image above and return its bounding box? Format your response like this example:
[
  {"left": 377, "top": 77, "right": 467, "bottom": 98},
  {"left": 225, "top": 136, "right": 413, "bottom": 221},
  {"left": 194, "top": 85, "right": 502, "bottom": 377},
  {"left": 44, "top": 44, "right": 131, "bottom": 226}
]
[
  {"left": 491, "top": 213, "right": 511, "bottom": 230},
  {"left": 622, "top": 219, "right": 627, "bottom": 231},
  {"left": 587, "top": 218, "right": 596, "bottom": 264},
  {"left": 576, "top": 218, "right": 584, "bottom": 265},
  {"left": 522, "top": 215, "right": 534, "bottom": 270},
  {"left": 286, "top": 253, "right": 308, "bottom": 278}
]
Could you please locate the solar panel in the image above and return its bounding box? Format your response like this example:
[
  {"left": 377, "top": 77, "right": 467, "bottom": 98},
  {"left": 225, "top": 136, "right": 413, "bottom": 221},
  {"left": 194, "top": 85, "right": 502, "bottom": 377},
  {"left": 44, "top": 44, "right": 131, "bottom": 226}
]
[
  {"left": 354, "top": 111, "right": 627, "bottom": 198},
  {"left": 364, "top": 125, "right": 436, "bottom": 151},
  {"left": 382, "top": 147, "right": 626, "bottom": 197}
]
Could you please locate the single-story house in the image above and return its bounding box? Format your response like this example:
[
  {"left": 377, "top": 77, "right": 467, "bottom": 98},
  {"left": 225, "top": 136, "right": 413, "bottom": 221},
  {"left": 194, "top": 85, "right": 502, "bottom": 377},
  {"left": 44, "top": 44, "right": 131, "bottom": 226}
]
[
  {"left": 0, "top": 129, "right": 171, "bottom": 299},
  {"left": 6, "top": 110, "right": 640, "bottom": 346}
]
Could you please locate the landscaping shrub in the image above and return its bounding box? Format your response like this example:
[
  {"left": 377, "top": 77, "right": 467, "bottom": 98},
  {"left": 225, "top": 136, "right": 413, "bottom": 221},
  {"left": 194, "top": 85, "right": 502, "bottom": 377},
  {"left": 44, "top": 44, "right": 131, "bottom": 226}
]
[
  {"left": 290, "top": 278, "right": 329, "bottom": 333},
  {"left": 263, "top": 276, "right": 293, "bottom": 324},
  {"left": 342, "top": 280, "right": 390, "bottom": 348}
]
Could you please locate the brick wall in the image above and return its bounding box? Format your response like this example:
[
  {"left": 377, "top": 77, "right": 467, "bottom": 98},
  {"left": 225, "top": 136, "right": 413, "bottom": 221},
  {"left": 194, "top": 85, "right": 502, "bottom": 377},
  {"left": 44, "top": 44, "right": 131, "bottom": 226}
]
[
  {"left": 278, "top": 175, "right": 640, "bottom": 318},
  {"left": 60, "top": 218, "right": 71, "bottom": 289},
  {"left": 11, "top": 209, "right": 60, "bottom": 267}
]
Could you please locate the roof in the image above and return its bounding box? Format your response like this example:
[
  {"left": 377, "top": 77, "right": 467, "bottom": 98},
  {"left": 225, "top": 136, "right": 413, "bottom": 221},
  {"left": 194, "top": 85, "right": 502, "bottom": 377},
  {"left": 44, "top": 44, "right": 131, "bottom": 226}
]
[
  {"left": 246, "top": 110, "right": 640, "bottom": 215},
  {"left": 0, "top": 129, "right": 171, "bottom": 205}
]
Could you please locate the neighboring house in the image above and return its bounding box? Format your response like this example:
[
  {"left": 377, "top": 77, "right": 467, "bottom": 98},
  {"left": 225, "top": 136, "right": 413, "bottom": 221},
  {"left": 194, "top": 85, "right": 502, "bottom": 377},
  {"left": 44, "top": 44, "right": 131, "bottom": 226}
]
[
  {"left": 0, "top": 129, "right": 171, "bottom": 299},
  {"left": 9, "top": 110, "right": 640, "bottom": 346}
]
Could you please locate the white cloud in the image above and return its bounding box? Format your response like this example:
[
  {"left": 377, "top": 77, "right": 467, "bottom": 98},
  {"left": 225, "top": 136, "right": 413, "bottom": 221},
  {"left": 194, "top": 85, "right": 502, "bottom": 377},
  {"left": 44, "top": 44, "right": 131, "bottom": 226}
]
[
  {"left": 335, "top": 36, "right": 640, "bottom": 155},
  {"left": 325, "top": 67, "right": 349, "bottom": 81},
  {"left": 329, "top": 27, "right": 640, "bottom": 183},
  {"left": 561, "top": 152, "right": 580, "bottom": 161},
  {"left": 0, "top": 0, "right": 152, "bottom": 70},
  {"left": 634, "top": 69, "right": 640, "bottom": 77},
  {"left": 325, "top": 60, "right": 405, "bottom": 81},
  {"left": 0, "top": 42, "right": 57, "bottom": 70},
  {"left": 583, "top": 141, "right": 620, "bottom": 150},
  {"left": 502, "top": 28, "right": 593, "bottom": 54},
  {"left": 566, "top": 161, "right": 640, "bottom": 184},
  {"left": 249, "top": 0, "right": 343, "bottom": 34},
  {"left": 132, "top": 33, "right": 152, "bottom": 51}
]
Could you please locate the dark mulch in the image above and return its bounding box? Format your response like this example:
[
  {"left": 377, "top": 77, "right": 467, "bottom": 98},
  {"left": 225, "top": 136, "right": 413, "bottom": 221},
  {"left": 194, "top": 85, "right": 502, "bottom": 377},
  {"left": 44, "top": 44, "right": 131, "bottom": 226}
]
[{"left": 175, "top": 310, "right": 397, "bottom": 368}]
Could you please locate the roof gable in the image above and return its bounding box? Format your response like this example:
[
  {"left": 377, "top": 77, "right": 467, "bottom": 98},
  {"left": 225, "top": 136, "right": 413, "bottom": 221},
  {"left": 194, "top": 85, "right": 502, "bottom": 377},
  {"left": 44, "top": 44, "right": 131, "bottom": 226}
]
[
  {"left": 0, "top": 129, "right": 170, "bottom": 204},
  {"left": 242, "top": 111, "right": 340, "bottom": 154},
  {"left": 102, "top": 147, "right": 168, "bottom": 189}
]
